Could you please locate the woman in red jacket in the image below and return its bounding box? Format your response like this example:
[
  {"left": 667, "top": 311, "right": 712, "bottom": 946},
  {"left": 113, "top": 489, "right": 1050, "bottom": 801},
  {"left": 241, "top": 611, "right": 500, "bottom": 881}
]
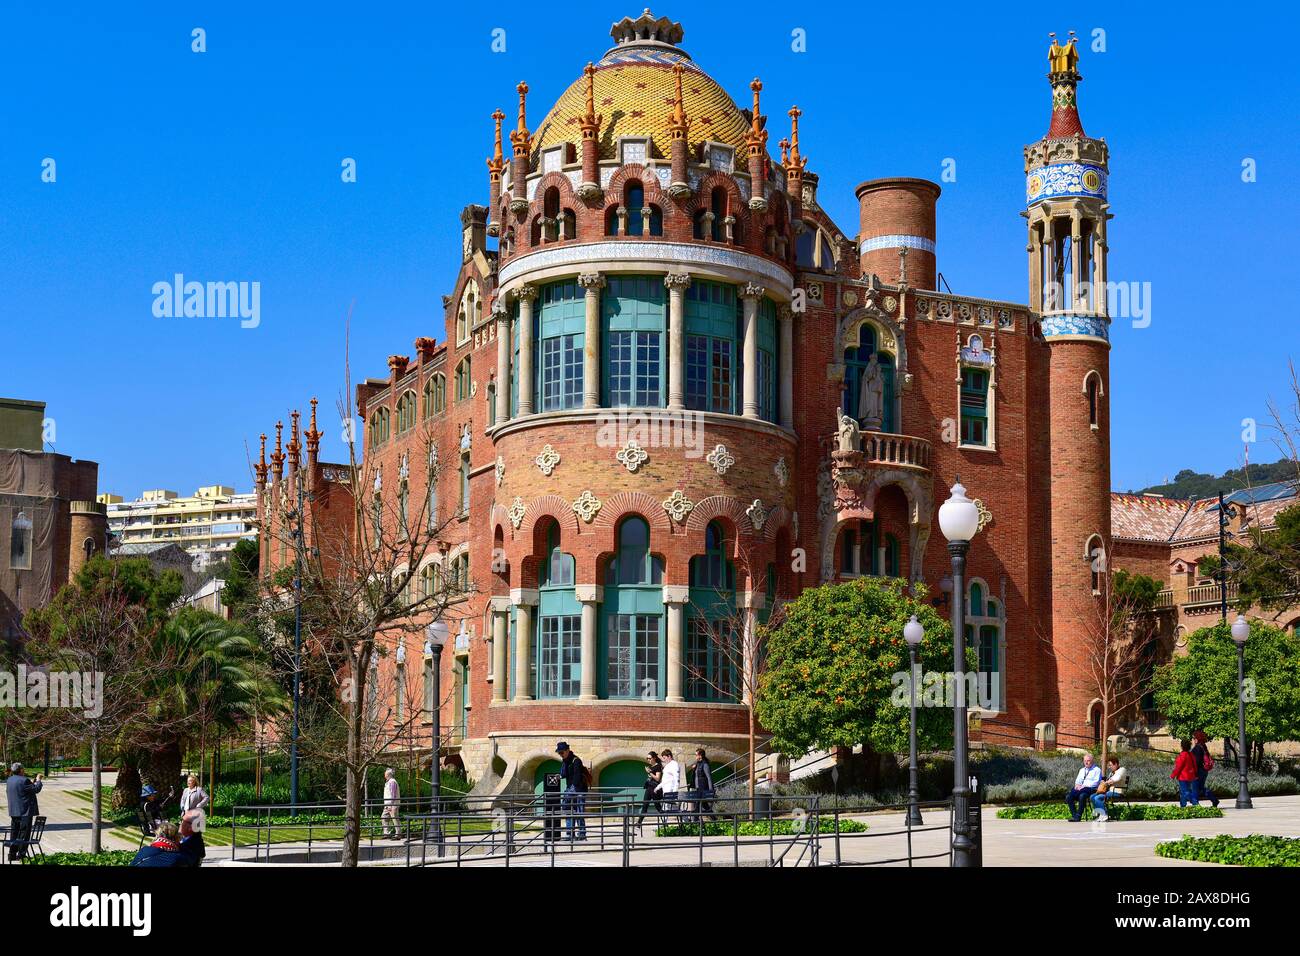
[{"left": 1171, "top": 739, "right": 1200, "bottom": 807}]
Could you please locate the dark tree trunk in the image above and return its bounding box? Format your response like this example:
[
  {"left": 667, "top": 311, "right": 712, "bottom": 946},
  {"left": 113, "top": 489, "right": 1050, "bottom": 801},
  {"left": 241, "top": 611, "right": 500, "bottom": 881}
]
[
  {"left": 111, "top": 753, "right": 142, "bottom": 812},
  {"left": 143, "top": 740, "right": 184, "bottom": 812}
]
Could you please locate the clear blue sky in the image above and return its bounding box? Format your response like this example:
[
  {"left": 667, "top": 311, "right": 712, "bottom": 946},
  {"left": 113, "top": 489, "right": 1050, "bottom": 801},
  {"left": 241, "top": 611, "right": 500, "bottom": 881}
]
[{"left": 2, "top": 2, "right": 1296, "bottom": 497}]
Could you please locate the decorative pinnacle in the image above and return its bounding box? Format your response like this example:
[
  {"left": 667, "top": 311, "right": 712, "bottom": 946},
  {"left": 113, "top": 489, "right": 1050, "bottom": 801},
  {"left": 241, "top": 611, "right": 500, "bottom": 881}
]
[
  {"left": 668, "top": 62, "right": 690, "bottom": 135},
  {"left": 787, "top": 106, "right": 807, "bottom": 171},
  {"left": 487, "top": 108, "right": 506, "bottom": 174},
  {"left": 1045, "top": 31, "right": 1085, "bottom": 138},
  {"left": 746, "top": 78, "right": 768, "bottom": 147},
  {"left": 510, "top": 82, "right": 531, "bottom": 151},
  {"left": 305, "top": 397, "right": 322, "bottom": 452},
  {"left": 255, "top": 432, "right": 268, "bottom": 483},
  {"left": 580, "top": 62, "right": 603, "bottom": 133},
  {"left": 778, "top": 137, "right": 789, "bottom": 166}
]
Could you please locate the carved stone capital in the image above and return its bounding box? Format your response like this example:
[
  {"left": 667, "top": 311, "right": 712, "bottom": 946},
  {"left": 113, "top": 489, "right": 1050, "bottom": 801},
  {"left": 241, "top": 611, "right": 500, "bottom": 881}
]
[
  {"left": 663, "top": 272, "right": 692, "bottom": 292},
  {"left": 577, "top": 272, "right": 606, "bottom": 291},
  {"left": 576, "top": 182, "right": 604, "bottom": 202},
  {"left": 514, "top": 284, "right": 539, "bottom": 303}
]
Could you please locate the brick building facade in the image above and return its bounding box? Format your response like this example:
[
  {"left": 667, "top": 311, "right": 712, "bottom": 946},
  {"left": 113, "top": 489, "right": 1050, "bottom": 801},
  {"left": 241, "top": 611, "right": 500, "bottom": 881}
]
[{"left": 254, "top": 14, "right": 1117, "bottom": 791}]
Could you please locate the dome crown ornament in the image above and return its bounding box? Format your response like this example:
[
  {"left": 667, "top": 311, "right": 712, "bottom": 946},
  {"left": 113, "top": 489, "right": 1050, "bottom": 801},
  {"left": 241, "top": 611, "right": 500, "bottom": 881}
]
[
  {"left": 1044, "top": 31, "right": 1085, "bottom": 138},
  {"left": 609, "top": 8, "right": 685, "bottom": 51}
]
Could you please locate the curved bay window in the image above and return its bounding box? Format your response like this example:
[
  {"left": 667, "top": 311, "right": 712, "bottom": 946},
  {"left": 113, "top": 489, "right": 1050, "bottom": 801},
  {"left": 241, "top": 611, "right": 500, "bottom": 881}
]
[
  {"left": 538, "top": 280, "right": 584, "bottom": 411},
  {"left": 603, "top": 276, "right": 664, "bottom": 407},
  {"left": 687, "top": 521, "right": 738, "bottom": 702},
  {"left": 603, "top": 516, "right": 664, "bottom": 699},
  {"left": 535, "top": 525, "right": 580, "bottom": 699},
  {"left": 842, "top": 325, "right": 896, "bottom": 433},
  {"left": 684, "top": 280, "right": 737, "bottom": 413},
  {"left": 964, "top": 580, "right": 1004, "bottom": 712}
]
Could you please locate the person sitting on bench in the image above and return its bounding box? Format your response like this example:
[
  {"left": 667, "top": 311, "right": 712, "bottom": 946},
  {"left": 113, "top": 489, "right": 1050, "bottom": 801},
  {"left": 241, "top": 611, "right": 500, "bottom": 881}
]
[
  {"left": 1065, "top": 753, "right": 1102, "bottom": 822},
  {"left": 1090, "top": 757, "right": 1128, "bottom": 821}
]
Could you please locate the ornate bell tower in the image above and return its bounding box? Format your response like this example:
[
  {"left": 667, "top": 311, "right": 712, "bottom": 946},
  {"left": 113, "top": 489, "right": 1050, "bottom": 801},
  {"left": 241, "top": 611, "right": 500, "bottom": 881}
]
[{"left": 1026, "top": 33, "right": 1113, "bottom": 745}]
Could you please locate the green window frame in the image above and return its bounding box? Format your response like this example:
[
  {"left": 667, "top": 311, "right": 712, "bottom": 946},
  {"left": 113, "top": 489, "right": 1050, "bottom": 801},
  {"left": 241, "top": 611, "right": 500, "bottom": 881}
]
[
  {"left": 960, "top": 367, "right": 990, "bottom": 446},
  {"left": 603, "top": 276, "right": 665, "bottom": 407},
  {"left": 538, "top": 281, "right": 585, "bottom": 411},
  {"left": 684, "top": 280, "right": 738, "bottom": 413}
]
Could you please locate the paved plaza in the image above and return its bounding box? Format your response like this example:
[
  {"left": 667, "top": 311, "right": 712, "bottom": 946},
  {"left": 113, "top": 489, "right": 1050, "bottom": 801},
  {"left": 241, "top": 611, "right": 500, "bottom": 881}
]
[{"left": 24, "top": 771, "right": 1297, "bottom": 868}]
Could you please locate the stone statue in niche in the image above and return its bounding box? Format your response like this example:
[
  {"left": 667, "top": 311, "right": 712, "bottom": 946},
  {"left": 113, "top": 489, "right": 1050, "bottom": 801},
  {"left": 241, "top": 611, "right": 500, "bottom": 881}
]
[
  {"left": 836, "top": 410, "right": 860, "bottom": 453},
  {"left": 857, "top": 353, "right": 885, "bottom": 430}
]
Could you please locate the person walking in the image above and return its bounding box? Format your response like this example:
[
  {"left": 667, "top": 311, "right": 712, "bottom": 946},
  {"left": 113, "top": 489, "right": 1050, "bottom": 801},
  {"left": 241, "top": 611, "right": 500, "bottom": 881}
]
[
  {"left": 179, "top": 774, "right": 209, "bottom": 814},
  {"left": 656, "top": 749, "right": 682, "bottom": 821},
  {"left": 637, "top": 751, "right": 663, "bottom": 827},
  {"left": 381, "top": 767, "right": 401, "bottom": 839},
  {"left": 556, "top": 742, "right": 589, "bottom": 842},
  {"left": 1171, "top": 740, "right": 1200, "bottom": 807},
  {"left": 1190, "top": 730, "right": 1220, "bottom": 808},
  {"left": 5, "top": 763, "right": 43, "bottom": 862},
  {"left": 690, "top": 748, "right": 716, "bottom": 820}
]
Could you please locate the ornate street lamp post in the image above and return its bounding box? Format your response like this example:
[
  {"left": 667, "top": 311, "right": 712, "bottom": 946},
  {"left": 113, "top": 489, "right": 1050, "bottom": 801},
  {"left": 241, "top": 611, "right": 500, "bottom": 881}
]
[
  {"left": 938, "top": 479, "right": 980, "bottom": 867},
  {"left": 1229, "top": 614, "right": 1253, "bottom": 810},
  {"left": 904, "top": 614, "right": 925, "bottom": 826},
  {"left": 425, "top": 620, "right": 449, "bottom": 807}
]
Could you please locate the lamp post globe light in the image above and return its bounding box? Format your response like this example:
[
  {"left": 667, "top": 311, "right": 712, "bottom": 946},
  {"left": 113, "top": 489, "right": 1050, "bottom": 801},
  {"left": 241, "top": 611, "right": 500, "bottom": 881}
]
[
  {"left": 426, "top": 619, "right": 450, "bottom": 809},
  {"left": 1229, "top": 614, "right": 1254, "bottom": 810},
  {"left": 938, "top": 479, "right": 980, "bottom": 867},
  {"left": 903, "top": 614, "right": 925, "bottom": 826}
]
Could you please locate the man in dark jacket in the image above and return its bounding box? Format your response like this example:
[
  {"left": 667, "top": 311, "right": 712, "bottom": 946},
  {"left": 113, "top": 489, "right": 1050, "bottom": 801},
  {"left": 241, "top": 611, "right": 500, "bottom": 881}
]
[
  {"left": 556, "top": 741, "right": 588, "bottom": 842},
  {"left": 5, "top": 763, "right": 43, "bottom": 861}
]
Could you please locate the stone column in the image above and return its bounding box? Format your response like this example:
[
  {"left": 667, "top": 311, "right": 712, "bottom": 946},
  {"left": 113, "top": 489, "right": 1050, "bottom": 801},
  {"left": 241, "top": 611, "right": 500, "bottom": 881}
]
[
  {"left": 739, "top": 283, "right": 765, "bottom": 419},
  {"left": 663, "top": 585, "right": 689, "bottom": 702},
  {"left": 494, "top": 308, "right": 511, "bottom": 424},
  {"left": 515, "top": 286, "right": 538, "bottom": 416},
  {"left": 575, "top": 584, "right": 603, "bottom": 700},
  {"left": 511, "top": 587, "right": 538, "bottom": 700},
  {"left": 737, "top": 590, "right": 765, "bottom": 705},
  {"left": 777, "top": 305, "right": 794, "bottom": 428},
  {"left": 578, "top": 273, "right": 605, "bottom": 409},
  {"left": 1095, "top": 215, "right": 1108, "bottom": 315},
  {"left": 664, "top": 273, "right": 691, "bottom": 410},
  {"left": 490, "top": 596, "right": 510, "bottom": 702},
  {"left": 1070, "top": 211, "right": 1084, "bottom": 311}
]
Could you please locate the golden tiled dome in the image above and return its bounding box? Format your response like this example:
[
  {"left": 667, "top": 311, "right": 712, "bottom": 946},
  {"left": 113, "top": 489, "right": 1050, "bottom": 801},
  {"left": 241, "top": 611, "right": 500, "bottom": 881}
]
[{"left": 531, "top": 40, "right": 754, "bottom": 166}]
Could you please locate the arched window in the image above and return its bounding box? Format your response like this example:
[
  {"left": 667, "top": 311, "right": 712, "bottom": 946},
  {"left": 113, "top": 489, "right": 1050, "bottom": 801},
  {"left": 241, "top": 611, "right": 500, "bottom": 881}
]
[
  {"left": 486, "top": 381, "right": 497, "bottom": 426},
  {"left": 843, "top": 325, "right": 896, "bottom": 433},
  {"left": 371, "top": 492, "right": 383, "bottom": 546},
  {"left": 646, "top": 204, "right": 663, "bottom": 236},
  {"left": 424, "top": 374, "right": 446, "bottom": 417},
  {"left": 625, "top": 181, "right": 646, "bottom": 236},
  {"left": 396, "top": 390, "right": 417, "bottom": 433},
  {"left": 1086, "top": 534, "right": 1106, "bottom": 593},
  {"left": 537, "top": 524, "right": 579, "bottom": 699},
  {"left": 419, "top": 563, "right": 438, "bottom": 600},
  {"left": 796, "top": 228, "right": 816, "bottom": 267},
  {"left": 689, "top": 521, "right": 734, "bottom": 591},
  {"left": 368, "top": 407, "right": 391, "bottom": 450},
  {"left": 884, "top": 533, "right": 900, "bottom": 578},
  {"left": 605, "top": 205, "right": 620, "bottom": 236},
  {"left": 457, "top": 280, "right": 480, "bottom": 345},
  {"left": 709, "top": 188, "right": 726, "bottom": 241},
  {"left": 604, "top": 516, "right": 663, "bottom": 699},
  {"left": 1085, "top": 372, "right": 1102, "bottom": 427},
  {"left": 686, "top": 521, "right": 738, "bottom": 702},
  {"left": 455, "top": 358, "right": 471, "bottom": 403},
  {"left": 10, "top": 511, "right": 33, "bottom": 570}
]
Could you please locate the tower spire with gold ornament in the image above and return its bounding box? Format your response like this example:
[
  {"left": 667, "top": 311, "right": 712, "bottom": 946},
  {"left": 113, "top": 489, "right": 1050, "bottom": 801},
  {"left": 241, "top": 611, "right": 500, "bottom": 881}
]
[
  {"left": 667, "top": 62, "right": 692, "bottom": 198},
  {"left": 509, "top": 82, "right": 532, "bottom": 213},
  {"left": 746, "top": 78, "right": 769, "bottom": 210},
  {"left": 486, "top": 109, "right": 506, "bottom": 233},
  {"left": 1045, "top": 31, "right": 1085, "bottom": 138},
  {"left": 577, "top": 64, "right": 604, "bottom": 200}
]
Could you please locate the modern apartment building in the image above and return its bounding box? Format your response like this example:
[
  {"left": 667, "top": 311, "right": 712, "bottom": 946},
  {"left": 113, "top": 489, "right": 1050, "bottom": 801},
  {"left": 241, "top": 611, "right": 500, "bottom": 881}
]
[{"left": 100, "top": 485, "right": 257, "bottom": 571}]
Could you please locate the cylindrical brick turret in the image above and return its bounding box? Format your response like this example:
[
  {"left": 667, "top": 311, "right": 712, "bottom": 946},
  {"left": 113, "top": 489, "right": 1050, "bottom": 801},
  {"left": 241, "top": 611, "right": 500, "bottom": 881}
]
[
  {"left": 68, "top": 500, "right": 107, "bottom": 575},
  {"left": 854, "top": 177, "right": 940, "bottom": 289}
]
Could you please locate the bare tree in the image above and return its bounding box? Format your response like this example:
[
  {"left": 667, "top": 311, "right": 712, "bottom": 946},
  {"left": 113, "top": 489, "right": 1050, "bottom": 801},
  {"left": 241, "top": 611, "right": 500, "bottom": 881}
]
[
  {"left": 257, "top": 385, "right": 470, "bottom": 867},
  {"left": 1039, "top": 547, "right": 1161, "bottom": 767}
]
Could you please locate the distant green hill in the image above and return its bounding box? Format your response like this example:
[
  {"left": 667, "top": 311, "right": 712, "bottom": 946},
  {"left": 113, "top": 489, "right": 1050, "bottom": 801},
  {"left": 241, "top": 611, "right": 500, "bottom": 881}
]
[{"left": 1131, "top": 459, "right": 1297, "bottom": 499}]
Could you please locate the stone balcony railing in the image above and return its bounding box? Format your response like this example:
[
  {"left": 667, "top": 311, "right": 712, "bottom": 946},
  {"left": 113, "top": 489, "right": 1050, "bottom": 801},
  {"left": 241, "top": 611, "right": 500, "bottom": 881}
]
[{"left": 860, "top": 431, "right": 932, "bottom": 472}]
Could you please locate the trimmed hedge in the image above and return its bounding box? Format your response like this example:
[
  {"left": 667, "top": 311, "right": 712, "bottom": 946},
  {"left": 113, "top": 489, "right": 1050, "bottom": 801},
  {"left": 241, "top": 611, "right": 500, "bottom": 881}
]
[
  {"left": 656, "top": 817, "right": 868, "bottom": 837},
  {"left": 29, "top": 850, "right": 136, "bottom": 866},
  {"left": 996, "top": 802, "right": 1224, "bottom": 821},
  {"left": 1155, "top": 834, "right": 1300, "bottom": 867}
]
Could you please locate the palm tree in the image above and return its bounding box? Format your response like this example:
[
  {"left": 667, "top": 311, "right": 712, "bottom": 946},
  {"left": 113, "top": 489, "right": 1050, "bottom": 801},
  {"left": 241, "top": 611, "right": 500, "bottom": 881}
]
[{"left": 118, "top": 611, "right": 286, "bottom": 810}]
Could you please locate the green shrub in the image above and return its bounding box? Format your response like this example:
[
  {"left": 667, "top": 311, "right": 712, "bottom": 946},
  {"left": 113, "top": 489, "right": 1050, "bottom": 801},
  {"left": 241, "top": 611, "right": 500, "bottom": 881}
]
[
  {"left": 656, "top": 817, "right": 867, "bottom": 837},
  {"left": 996, "top": 802, "right": 1223, "bottom": 821},
  {"left": 1155, "top": 834, "right": 1300, "bottom": 867},
  {"left": 29, "top": 850, "right": 136, "bottom": 866}
]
